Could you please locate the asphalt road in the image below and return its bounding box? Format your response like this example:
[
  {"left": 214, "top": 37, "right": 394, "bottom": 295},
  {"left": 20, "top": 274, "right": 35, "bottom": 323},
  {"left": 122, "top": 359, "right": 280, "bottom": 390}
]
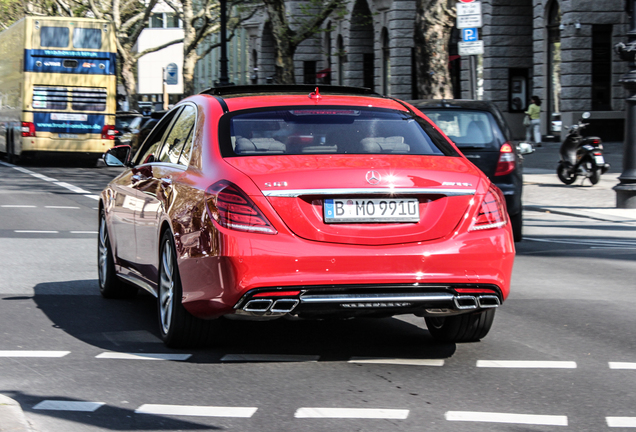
[{"left": 1, "top": 154, "right": 635, "bottom": 432}]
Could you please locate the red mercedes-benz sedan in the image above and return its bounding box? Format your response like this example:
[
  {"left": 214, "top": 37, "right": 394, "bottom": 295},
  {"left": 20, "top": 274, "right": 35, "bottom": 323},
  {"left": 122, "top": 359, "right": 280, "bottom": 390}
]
[{"left": 99, "top": 85, "right": 515, "bottom": 348}]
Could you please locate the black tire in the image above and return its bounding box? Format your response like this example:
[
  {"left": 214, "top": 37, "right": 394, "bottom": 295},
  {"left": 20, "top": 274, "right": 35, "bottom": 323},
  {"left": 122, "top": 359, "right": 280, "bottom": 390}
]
[
  {"left": 425, "top": 309, "right": 496, "bottom": 343},
  {"left": 589, "top": 165, "right": 602, "bottom": 185},
  {"left": 98, "top": 211, "right": 137, "bottom": 299},
  {"left": 557, "top": 163, "right": 576, "bottom": 185},
  {"left": 158, "top": 230, "right": 216, "bottom": 348},
  {"left": 510, "top": 211, "right": 522, "bottom": 242}
]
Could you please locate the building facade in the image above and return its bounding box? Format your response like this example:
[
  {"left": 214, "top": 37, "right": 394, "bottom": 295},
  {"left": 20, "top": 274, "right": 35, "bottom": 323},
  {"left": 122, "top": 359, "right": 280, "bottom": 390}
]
[{"left": 204, "top": 0, "right": 628, "bottom": 140}]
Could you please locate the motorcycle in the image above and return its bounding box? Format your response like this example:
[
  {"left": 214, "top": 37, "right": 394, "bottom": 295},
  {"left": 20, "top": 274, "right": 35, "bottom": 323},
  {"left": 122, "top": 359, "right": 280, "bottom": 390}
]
[{"left": 557, "top": 112, "right": 609, "bottom": 185}]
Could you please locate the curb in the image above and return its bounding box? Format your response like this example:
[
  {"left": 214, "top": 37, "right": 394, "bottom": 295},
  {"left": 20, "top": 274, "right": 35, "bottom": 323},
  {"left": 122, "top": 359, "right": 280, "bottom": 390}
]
[
  {"left": 524, "top": 205, "right": 636, "bottom": 223},
  {"left": 0, "top": 395, "right": 31, "bottom": 432}
]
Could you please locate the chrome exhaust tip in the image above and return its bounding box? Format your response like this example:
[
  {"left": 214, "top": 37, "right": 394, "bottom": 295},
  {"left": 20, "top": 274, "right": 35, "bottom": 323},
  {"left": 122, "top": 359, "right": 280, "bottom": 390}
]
[
  {"left": 244, "top": 299, "right": 273, "bottom": 313},
  {"left": 271, "top": 299, "right": 299, "bottom": 313},
  {"left": 477, "top": 295, "right": 500, "bottom": 308},
  {"left": 453, "top": 295, "right": 478, "bottom": 310}
]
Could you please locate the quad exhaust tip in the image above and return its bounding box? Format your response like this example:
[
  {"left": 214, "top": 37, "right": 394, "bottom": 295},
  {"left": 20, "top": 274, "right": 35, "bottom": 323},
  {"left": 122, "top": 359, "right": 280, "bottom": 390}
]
[
  {"left": 243, "top": 298, "right": 299, "bottom": 314},
  {"left": 453, "top": 295, "right": 500, "bottom": 310}
]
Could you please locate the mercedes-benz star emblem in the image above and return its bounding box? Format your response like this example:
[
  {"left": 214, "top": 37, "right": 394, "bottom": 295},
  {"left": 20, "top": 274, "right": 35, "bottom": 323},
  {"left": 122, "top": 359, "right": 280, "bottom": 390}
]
[{"left": 366, "top": 170, "right": 381, "bottom": 185}]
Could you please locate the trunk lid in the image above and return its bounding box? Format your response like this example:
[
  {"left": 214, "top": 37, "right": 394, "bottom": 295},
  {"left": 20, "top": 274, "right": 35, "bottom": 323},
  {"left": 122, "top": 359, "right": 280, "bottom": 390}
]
[{"left": 225, "top": 155, "right": 483, "bottom": 245}]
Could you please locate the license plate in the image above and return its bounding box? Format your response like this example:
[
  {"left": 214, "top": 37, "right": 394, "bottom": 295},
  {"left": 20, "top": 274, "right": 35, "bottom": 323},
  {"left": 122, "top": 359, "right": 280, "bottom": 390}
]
[
  {"left": 594, "top": 155, "right": 605, "bottom": 165},
  {"left": 59, "top": 133, "right": 79, "bottom": 139},
  {"left": 324, "top": 198, "right": 419, "bottom": 223}
]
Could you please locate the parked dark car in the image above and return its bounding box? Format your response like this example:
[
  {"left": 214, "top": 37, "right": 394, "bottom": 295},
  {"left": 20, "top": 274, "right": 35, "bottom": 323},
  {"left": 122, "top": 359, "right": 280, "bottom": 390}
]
[
  {"left": 409, "top": 99, "right": 525, "bottom": 241},
  {"left": 115, "top": 111, "right": 144, "bottom": 147},
  {"left": 130, "top": 110, "right": 167, "bottom": 155}
]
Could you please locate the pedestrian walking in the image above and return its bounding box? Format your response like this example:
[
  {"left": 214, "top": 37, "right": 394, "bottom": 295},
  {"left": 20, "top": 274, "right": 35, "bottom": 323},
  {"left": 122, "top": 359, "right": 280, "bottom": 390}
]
[{"left": 525, "top": 96, "right": 542, "bottom": 146}]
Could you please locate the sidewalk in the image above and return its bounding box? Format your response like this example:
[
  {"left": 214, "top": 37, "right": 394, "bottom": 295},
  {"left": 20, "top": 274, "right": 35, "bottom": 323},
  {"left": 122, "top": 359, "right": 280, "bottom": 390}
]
[
  {"left": 0, "top": 394, "right": 32, "bottom": 432},
  {"left": 523, "top": 168, "right": 636, "bottom": 223}
]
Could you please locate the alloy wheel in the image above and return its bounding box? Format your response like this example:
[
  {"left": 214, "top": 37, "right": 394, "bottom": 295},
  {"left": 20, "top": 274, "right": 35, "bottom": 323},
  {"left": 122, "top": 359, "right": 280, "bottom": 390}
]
[
  {"left": 159, "top": 239, "right": 175, "bottom": 335},
  {"left": 98, "top": 216, "right": 108, "bottom": 288}
]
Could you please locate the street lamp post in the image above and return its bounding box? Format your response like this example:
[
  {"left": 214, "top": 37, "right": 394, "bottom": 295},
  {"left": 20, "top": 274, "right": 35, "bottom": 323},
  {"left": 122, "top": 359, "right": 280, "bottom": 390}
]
[{"left": 615, "top": 0, "right": 636, "bottom": 207}]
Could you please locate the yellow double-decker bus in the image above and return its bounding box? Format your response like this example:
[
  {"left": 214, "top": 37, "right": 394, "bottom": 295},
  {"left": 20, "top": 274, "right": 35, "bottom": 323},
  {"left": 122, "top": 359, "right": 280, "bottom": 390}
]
[{"left": 0, "top": 16, "right": 117, "bottom": 164}]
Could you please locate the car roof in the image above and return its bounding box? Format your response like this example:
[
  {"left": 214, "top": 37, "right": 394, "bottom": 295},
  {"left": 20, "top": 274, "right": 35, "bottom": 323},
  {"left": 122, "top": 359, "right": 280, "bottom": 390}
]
[
  {"left": 200, "top": 85, "right": 410, "bottom": 112},
  {"left": 407, "top": 99, "right": 499, "bottom": 111}
]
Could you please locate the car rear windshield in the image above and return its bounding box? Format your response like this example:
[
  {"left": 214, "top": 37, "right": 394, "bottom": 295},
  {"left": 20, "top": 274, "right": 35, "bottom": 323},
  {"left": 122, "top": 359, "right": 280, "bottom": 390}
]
[
  {"left": 219, "top": 107, "right": 458, "bottom": 157},
  {"left": 421, "top": 109, "right": 503, "bottom": 150}
]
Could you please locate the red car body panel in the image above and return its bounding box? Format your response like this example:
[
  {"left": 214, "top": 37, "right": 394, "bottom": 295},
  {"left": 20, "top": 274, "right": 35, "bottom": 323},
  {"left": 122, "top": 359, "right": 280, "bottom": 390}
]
[{"left": 100, "top": 90, "right": 515, "bottom": 324}]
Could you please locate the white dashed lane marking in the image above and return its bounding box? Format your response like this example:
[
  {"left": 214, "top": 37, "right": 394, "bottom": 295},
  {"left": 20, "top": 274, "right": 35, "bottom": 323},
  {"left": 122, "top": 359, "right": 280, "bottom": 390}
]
[
  {"left": 135, "top": 404, "right": 258, "bottom": 418},
  {"left": 14, "top": 230, "right": 59, "bottom": 234},
  {"left": 0, "top": 350, "right": 70, "bottom": 357},
  {"left": 295, "top": 407, "right": 409, "bottom": 419},
  {"left": 0, "top": 161, "right": 100, "bottom": 200},
  {"left": 476, "top": 360, "right": 577, "bottom": 369},
  {"left": 607, "top": 417, "right": 636, "bottom": 427},
  {"left": 1, "top": 205, "right": 36, "bottom": 208},
  {"left": 45, "top": 206, "right": 80, "bottom": 209},
  {"left": 349, "top": 358, "right": 444, "bottom": 366},
  {"left": 34, "top": 401, "right": 105, "bottom": 412},
  {"left": 609, "top": 362, "right": 636, "bottom": 369},
  {"left": 445, "top": 411, "right": 568, "bottom": 426},
  {"left": 96, "top": 352, "right": 191, "bottom": 361}
]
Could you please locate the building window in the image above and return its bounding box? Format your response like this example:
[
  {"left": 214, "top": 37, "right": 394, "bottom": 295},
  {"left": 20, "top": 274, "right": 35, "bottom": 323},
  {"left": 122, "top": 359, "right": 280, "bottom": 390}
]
[
  {"left": 363, "top": 53, "right": 374, "bottom": 90},
  {"left": 304, "top": 61, "right": 317, "bottom": 84},
  {"left": 151, "top": 13, "right": 164, "bottom": 28},
  {"left": 337, "top": 35, "right": 344, "bottom": 85},
  {"left": 166, "top": 13, "right": 180, "bottom": 28},
  {"left": 592, "top": 24, "right": 612, "bottom": 111}
]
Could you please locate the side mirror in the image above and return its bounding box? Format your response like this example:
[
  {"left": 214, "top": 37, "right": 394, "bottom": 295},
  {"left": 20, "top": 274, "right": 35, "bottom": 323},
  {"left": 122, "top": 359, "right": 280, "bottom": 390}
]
[
  {"left": 581, "top": 112, "right": 591, "bottom": 119},
  {"left": 103, "top": 145, "right": 131, "bottom": 167},
  {"left": 517, "top": 142, "right": 535, "bottom": 155}
]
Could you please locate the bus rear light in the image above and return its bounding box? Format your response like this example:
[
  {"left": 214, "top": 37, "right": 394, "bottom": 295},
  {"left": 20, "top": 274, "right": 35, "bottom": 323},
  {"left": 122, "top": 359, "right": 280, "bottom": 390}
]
[
  {"left": 21, "top": 122, "right": 35, "bottom": 137},
  {"left": 101, "top": 125, "right": 116, "bottom": 140}
]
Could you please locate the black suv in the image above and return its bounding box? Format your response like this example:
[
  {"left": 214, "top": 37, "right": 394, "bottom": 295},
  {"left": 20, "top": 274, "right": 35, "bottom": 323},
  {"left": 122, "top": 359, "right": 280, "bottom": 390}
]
[{"left": 410, "top": 99, "right": 524, "bottom": 242}]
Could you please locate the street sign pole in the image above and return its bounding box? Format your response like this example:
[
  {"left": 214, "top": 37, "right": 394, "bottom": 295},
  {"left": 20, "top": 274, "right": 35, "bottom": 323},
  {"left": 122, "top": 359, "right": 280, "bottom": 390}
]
[
  {"left": 457, "top": 2, "right": 482, "bottom": 100},
  {"left": 162, "top": 67, "right": 168, "bottom": 110}
]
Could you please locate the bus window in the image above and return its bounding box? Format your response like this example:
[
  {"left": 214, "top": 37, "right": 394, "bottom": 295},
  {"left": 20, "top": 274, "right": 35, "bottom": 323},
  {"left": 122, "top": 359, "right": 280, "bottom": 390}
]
[
  {"left": 73, "top": 28, "right": 102, "bottom": 49},
  {"left": 40, "top": 27, "right": 69, "bottom": 47},
  {"left": 71, "top": 88, "right": 107, "bottom": 111}
]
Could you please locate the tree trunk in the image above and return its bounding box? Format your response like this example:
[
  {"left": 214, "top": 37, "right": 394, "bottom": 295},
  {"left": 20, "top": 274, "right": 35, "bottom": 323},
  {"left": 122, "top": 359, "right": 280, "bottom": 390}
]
[
  {"left": 413, "top": 0, "right": 455, "bottom": 99},
  {"left": 182, "top": 51, "right": 199, "bottom": 97},
  {"left": 120, "top": 54, "right": 139, "bottom": 110},
  {"left": 263, "top": 0, "right": 297, "bottom": 84}
]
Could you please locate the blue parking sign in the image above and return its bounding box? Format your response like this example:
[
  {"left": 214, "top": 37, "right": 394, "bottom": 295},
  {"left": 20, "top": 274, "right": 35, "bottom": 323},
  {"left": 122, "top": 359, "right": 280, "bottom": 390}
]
[{"left": 462, "top": 28, "right": 479, "bottom": 42}]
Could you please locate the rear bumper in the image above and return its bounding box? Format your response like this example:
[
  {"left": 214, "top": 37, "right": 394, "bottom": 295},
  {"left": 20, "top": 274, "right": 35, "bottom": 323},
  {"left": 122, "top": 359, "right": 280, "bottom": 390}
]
[
  {"left": 178, "top": 226, "right": 515, "bottom": 319},
  {"left": 19, "top": 136, "right": 114, "bottom": 155},
  {"left": 233, "top": 283, "right": 503, "bottom": 319}
]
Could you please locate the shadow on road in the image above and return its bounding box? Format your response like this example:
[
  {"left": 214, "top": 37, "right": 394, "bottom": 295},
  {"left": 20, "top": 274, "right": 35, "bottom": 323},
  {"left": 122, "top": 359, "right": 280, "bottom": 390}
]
[
  {"left": 2, "top": 390, "right": 220, "bottom": 431},
  {"left": 30, "top": 280, "right": 457, "bottom": 363}
]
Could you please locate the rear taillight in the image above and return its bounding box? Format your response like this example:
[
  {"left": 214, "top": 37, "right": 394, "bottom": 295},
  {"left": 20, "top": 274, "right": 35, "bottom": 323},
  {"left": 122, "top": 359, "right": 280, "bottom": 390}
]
[
  {"left": 101, "top": 125, "right": 117, "bottom": 140},
  {"left": 21, "top": 122, "right": 35, "bottom": 137},
  {"left": 205, "top": 181, "right": 277, "bottom": 234},
  {"left": 494, "top": 142, "right": 515, "bottom": 176},
  {"left": 468, "top": 186, "right": 507, "bottom": 232}
]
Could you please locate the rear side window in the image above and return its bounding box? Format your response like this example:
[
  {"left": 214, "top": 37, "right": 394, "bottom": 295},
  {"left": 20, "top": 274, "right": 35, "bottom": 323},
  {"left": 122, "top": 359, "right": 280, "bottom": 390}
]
[
  {"left": 422, "top": 110, "right": 502, "bottom": 150},
  {"left": 220, "top": 107, "right": 457, "bottom": 157},
  {"left": 40, "top": 27, "right": 69, "bottom": 47}
]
